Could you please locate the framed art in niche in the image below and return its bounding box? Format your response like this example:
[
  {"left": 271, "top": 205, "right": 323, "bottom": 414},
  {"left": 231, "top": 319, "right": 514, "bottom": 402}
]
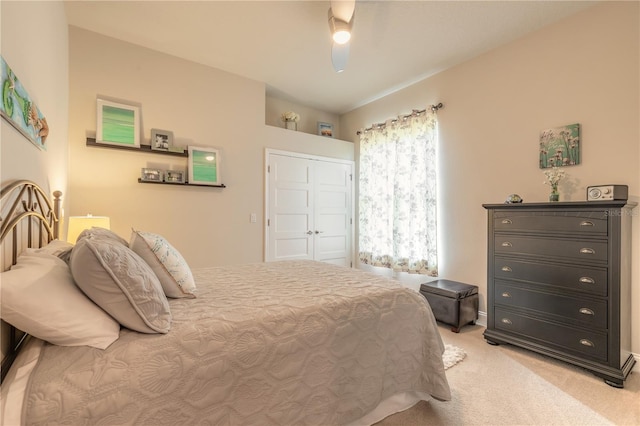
[
  {"left": 188, "top": 146, "right": 221, "bottom": 185},
  {"left": 96, "top": 98, "right": 140, "bottom": 148},
  {"left": 318, "top": 121, "right": 334, "bottom": 138},
  {"left": 539, "top": 123, "right": 580, "bottom": 168}
]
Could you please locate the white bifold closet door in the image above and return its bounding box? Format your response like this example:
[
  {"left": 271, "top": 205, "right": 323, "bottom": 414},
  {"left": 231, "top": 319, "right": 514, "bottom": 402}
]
[{"left": 266, "top": 150, "right": 354, "bottom": 267}]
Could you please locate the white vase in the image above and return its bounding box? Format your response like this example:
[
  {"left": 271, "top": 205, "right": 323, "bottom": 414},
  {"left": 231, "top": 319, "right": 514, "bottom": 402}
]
[{"left": 285, "top": 121, "right": 297, "bottom": 131}]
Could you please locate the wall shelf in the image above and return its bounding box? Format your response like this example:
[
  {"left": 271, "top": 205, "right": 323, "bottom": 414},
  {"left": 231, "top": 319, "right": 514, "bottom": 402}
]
[
  {"left": 137, "top": 179, "right": 226, "bottom": 188},
  {"left": 86, "top": 138, "right": 188, "bottom": 157}
]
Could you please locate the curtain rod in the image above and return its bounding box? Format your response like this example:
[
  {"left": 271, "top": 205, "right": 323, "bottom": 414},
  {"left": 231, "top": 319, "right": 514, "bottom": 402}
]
[{"left": 356, "top": 102, "right": 444, "bottom": 135}]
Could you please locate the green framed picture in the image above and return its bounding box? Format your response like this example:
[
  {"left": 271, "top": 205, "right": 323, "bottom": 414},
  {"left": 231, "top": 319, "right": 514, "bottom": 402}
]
[
  {"left": 188, "top": 146, "right": 221, "bottom": 185},
  {"left": 96, "top": 98, "right": 140, "bottom": 148}
]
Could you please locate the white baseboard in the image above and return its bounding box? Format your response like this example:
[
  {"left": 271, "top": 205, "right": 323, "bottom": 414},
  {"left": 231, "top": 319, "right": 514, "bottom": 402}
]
[{"left": 475, "top": 311, "right": 639, "bottom": 372}]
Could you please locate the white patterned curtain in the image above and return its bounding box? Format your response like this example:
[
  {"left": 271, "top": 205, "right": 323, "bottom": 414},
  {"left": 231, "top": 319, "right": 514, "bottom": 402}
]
[{"left": 358, "top": 109, "right": 438, "bottom": 275}]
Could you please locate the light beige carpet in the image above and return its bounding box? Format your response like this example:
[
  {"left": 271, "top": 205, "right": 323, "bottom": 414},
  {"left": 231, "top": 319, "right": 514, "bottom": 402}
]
[{"left": 377, "top": 324, "right": 640, "bottom": 425}]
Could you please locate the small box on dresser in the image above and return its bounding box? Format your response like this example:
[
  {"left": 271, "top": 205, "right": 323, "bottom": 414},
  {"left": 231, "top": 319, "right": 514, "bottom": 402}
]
[{"left": 482, "top": 201, "right": 636, "bottom": 388}]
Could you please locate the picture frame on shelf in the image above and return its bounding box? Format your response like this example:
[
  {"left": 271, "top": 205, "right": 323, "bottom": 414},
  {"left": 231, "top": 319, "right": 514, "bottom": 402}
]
[
  {"left": 151, "top": 128, "right": 174, "bottom": 151},
  {"left": 164, "top": 170, "right": 185, "bottom": 184},
  {"left": 97, "top": 98, "right": 140, "bottom": 148},
  {"left": 188, "top": 146, "right": 221, "bottom": 186},
  {"left": 140, "top": 168, "right": 163, "bottom": 182},
  {"left": 318, "top": 121, "right": 334, "bottom": 138}
]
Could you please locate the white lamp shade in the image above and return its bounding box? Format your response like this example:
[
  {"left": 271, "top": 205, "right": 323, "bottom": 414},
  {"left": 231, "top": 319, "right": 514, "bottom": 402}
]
[{"left": 66, "top": 215, "right": 111, "bottom": 243}]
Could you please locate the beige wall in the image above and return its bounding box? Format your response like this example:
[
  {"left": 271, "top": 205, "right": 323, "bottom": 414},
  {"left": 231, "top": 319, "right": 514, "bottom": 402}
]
[
  {"left": 342, "top": 2, "right": 640, "bottom": 355},
  {"left": 1, "top": 1, "right": 69, "bottom": 207},
  {"left": 68, "top": 27, "right": 353, "bottom": 269}
]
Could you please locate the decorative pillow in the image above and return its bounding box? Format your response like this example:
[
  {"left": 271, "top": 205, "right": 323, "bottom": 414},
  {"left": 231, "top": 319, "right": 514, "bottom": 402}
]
[
  {"left": 0, "top": 251, "right": 120, "bottom": 349},
  {"left": 130, "top": 229, "right": 197, "bottom": 299},
  {"left": 70, "top": 235, "right": 171, "bottom": 334},
  {"left": 76, "top": 227, "right": 129, "bottom": 247},
  {"left": 28, "top": 239, "right": 74, "bottom": 262}
]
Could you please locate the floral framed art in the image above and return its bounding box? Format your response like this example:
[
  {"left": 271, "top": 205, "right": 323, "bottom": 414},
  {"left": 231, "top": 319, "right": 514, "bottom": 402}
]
[
  {"left": 539, "top": 123, "right": 580, "bottom": 169},
  {"left": 188, "top": 146, "right": 222, "bottom": 186},
  {"left": 96, "top": 98, "right": 140, "bottom": 148}
]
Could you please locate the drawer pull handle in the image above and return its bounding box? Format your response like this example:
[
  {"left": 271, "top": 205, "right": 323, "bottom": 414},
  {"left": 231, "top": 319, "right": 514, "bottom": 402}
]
[
  {"left": 580, "top": 339, "right": 595, "bottom": 348},
  {"left": 579, "top": 277, "right": 595, "bottom": 284},
  {"left": 501, "top": 292, "right": 511, "bottom": 298},
  {"left": 501, "top": 318, "right": 512, "bottom": 325},
  {"left": 501, "top": 266, "right": 512, "bottom": 272},
  {"left": 580, "top": 221, "right": 595, "bottom": 227},
  {"left": 579, "top": 308, "right": 595, "bottom": 316},
  {"left": 501, "top": 242, "right": 513, "bottom": 247},
  {"left": 580, "top": 248, "right": 595, "bottom": 255},
  {"left": 501, "top": 219, "right": 513, "bottom": 224}
]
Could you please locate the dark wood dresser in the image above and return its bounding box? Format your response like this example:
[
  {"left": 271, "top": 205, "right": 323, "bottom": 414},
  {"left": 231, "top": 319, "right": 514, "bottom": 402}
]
[{"left": 483, "top": 201, "right": 636, "bottom": 387}]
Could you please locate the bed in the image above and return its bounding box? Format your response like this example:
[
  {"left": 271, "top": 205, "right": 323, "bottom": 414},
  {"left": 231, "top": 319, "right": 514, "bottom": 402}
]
[{"left": 0, "top": 180, "right": 451, "bottom": 425}]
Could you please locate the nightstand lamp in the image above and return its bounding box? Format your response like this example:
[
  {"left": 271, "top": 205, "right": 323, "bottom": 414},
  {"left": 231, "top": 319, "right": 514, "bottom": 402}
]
[{"left": 66, "top": 214, "right": 110, "bottom": 244}]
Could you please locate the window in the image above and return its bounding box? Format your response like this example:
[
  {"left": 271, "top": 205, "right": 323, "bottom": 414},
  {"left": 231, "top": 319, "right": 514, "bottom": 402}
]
[{"left": 358, "top": 110, "right": 438, "bottom": 275}]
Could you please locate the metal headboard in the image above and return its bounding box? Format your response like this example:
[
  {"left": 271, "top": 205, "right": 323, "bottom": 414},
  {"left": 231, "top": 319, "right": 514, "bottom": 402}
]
[{"left": 0, "top": 180, "right": 61, "bottom": 383}]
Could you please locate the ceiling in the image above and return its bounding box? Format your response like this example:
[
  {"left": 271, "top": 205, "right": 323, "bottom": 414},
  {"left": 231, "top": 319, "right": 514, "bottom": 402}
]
[{"left": 64, "top": 1, "right": 597, "bottom": 115}]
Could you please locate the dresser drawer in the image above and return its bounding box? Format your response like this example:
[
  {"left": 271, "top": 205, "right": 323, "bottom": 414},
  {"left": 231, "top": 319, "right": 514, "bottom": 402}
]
[
  {"left": 494, "top": 211, "right": 607, "bottom": 236},
  {"left": 495, "top": 235, "right": 608, "bottom": 263},
  {"left": 495, "top": 281, "right": 607, "bottom": 329},
  {"left": 494, "top": 308, "right": 608, "bottom": 361},
  {"left": 494, "top": 257, "right": 608, "bottom": 296}
]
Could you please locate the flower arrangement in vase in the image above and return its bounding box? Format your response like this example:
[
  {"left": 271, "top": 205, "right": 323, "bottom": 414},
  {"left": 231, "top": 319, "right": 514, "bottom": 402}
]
[
  {"left": 281, "top": 111, "right": 299, "bottom": 131},
  {"left": 543, "top": 166, "right": 566, "bottom": 202}
]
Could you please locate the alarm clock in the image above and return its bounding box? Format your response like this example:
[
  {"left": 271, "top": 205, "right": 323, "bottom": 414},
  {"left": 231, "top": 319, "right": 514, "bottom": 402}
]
[{"left": 586, "top": 185, "right": 628, "bottom": 201}]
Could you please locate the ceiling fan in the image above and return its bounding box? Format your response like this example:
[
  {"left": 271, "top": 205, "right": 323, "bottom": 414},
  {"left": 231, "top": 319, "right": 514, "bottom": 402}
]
[{"left": 328, "top": 0, "right": 356, "bottom": 72}]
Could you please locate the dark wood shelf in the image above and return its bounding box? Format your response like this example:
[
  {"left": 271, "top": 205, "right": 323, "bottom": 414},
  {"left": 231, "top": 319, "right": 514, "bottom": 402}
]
[
  {"left": 86, "top": 138, "right": 188, "bottom": 157},
  {"left": 138, "top": 179, "right": 226, "bottom": 188}
]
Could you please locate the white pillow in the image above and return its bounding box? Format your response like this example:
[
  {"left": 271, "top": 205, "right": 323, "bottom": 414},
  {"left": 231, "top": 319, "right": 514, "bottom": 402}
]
[
  {"left": 0, "top": 252, "right": 120, "bottom": 349},
  {"left": 70, "top": 234, "right": 171, "bottom": 334},
  {"left": 76, "top": 227, "right": 129, "bottom": 247},
  {"left": 27, "top": 239, "right": 74, "bottom": 262},
  {"left": 130, "top": 229, "right": 197, "bottom": 299}
]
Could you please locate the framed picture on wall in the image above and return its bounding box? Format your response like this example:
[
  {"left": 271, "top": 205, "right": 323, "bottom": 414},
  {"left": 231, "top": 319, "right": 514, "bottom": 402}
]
[
  {"left": 188, "top": 146, "right": 222, "bottom": 185},
  {"left": 96, "top": 98, "right": 141, "bottom": 148},
  {"left": 0, "top": 55, "right": 48, "bottom": 150},
  {"left": 151, "top": 128, "right": 174, "bottom": 151},
  {"left": 318, "top": 121, "right": 334, "bottom": 138}
]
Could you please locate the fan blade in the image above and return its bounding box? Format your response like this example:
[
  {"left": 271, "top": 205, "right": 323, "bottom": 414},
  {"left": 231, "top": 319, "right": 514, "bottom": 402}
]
[
  {"left": 330, "top": 0, "right": 355, "bottom": 23},
  {"left": 332, "top": 41, "right": 350, "bottom": 72}
]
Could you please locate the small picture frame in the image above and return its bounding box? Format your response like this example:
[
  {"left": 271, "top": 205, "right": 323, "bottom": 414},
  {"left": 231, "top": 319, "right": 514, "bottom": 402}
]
[
  {"left": 150, "top": 128, "right": 174, "bottom": 151},
  {"left": 188, "top": 146, "right": 221, "bottom": 186},
  {"left": 141, "top": 168, "right": 163, "bottom": 182},
  {"left": 97, "top": 98, "right": 140, "bottom": 148},
  {"left": 318, "top": 122, "right": 334, "bottom": 138},
  {"left": 164, "top": 170, "right": 185, "bottom": 184}
]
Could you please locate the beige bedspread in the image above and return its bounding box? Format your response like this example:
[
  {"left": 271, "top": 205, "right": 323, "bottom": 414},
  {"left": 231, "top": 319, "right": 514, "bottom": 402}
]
[{"left": 23, "top": 261, "right": 450, "bottom": 425}]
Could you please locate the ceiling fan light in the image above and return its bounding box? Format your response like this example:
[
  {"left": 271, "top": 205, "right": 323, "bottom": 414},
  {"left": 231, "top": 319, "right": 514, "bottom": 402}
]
[
  {"left": 328, "top": 9, "right": 352, "bottom": 45},
  {"left": 333, "top": 29, "right": 351, "bottom": 45}
]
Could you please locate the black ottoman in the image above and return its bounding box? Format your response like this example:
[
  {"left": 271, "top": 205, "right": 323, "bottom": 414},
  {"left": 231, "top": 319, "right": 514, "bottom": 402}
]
[{"left": 420, "top": 279, "right": 479, "bottom": 333}]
